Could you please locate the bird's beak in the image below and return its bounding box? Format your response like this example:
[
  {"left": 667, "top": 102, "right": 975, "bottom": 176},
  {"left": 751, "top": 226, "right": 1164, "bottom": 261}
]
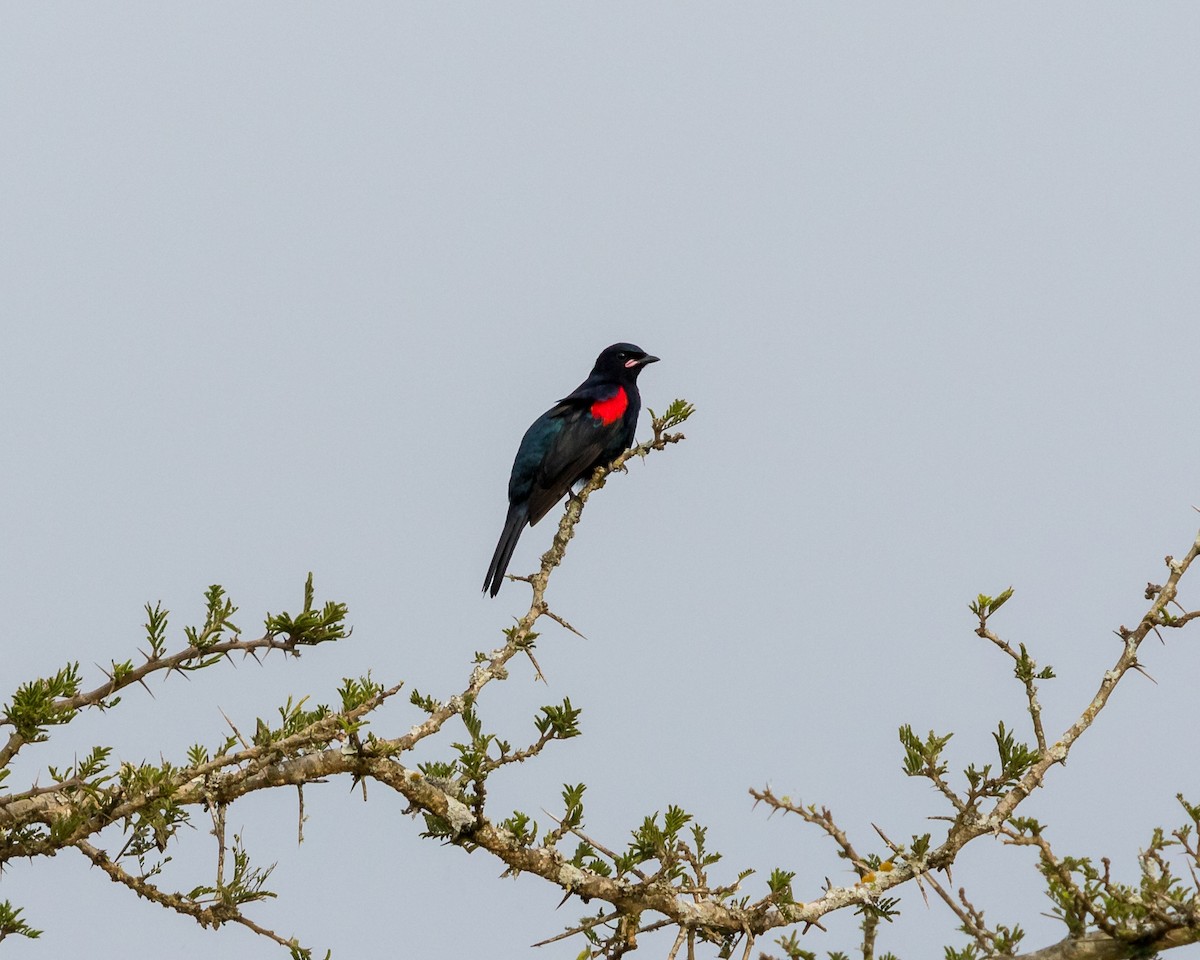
[{"left": 633, "top": 354, "right": 660, "bottom": 367}]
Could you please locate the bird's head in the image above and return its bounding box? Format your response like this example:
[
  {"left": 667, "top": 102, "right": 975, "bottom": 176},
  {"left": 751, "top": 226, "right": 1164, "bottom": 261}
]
[{"left": 593, "top": 343, "right": 660, "bottom": 380}]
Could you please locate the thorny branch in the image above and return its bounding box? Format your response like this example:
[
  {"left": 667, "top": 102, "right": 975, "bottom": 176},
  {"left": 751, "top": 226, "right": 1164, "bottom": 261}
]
[
  {"left": 977, "top": 626, "right": 1049, "bottom": 754},
  {"left": 749, "top": 528, "right": 1200, "bottom": 960},
  {"left": 5, "top": 406, "right": 1200, "bottom": 960},
  {"left": 0, "top": 632, "right": 314, "bottom": 771},
  {"left": 0, "top": 408, "right": 690, "bottom": 955},
  {"left": 75, "top": 840, "right": 300, "bottom": 952}
]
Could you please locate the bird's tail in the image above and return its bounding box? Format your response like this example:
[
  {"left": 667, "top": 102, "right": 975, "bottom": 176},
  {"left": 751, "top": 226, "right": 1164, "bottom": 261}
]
[{"left": 483, "top": 502, "right": 529, "bottom": 597}]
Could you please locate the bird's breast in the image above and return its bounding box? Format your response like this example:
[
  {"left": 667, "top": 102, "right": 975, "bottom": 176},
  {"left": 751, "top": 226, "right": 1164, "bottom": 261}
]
[{"left": 589, "top": 386, "right": 628, "bottom": 426}]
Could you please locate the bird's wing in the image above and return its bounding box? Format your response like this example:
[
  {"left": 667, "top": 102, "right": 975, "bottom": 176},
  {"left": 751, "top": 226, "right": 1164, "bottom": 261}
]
[{"left": 526, "top": 407, "right": 609, "bottom": 526}]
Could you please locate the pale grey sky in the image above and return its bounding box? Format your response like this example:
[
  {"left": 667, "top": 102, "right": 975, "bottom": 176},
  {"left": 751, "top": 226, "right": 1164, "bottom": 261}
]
[{"left": 3, "top": 5, "right": 1199, "bottom": 958}]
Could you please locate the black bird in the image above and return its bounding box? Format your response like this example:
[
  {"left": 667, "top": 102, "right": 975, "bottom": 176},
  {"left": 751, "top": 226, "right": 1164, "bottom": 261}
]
[{"left": 483, "top": 343, "right": 660, "bottom": 597}]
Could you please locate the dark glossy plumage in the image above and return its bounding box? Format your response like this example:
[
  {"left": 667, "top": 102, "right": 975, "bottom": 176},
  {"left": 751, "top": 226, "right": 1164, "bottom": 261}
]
[{"left": 483, "top": 343, "right": 660, "bottom": 597}]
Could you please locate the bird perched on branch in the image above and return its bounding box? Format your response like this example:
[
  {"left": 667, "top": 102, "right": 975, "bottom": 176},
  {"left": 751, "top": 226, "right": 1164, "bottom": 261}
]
[{"left": 483, "top": 342, "right": 660, "bottom": 597}]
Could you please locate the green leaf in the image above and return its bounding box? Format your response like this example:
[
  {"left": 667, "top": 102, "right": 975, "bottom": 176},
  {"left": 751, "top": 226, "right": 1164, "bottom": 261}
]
[
  {"left": 264, "top": 574, "right": 349, "bottom": 646},
  {"left": 0, "top": 901, "right": 42, "bottom": 940},
  {"left": 899, "top": 724, "right": 952, "bottom": 778},
  {"left": 649, "top": 399, "right": 696, "bottom": 430},
  {"left": 143, "top": 601, "right": 169, "bottom": 658},
  {"left": 993, "top": 721, "right": 1038, "bottom": 783},
  {"left": 185, "top": 585, "right": 240, "bottom": 649},
  {"left": 3, "top": 663, "right": 84, "bottom": 740},
  {"left": 969, "top": 586, "right": 1013, "bottom": 619},
  {"left": 535, "top": 698, "right": 582, "bottom": 739},
  {"left": 766, "top": 867, "right": 796, "bottom": 904}
]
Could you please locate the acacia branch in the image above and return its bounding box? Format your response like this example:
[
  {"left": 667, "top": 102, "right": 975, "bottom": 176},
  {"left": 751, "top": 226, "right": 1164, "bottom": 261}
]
[
  {"left": 749, "top": 790, "right": 868, "bottom": 876},
  {"left": 737, "top": 530, "right": 1200, "bottom": 948},
  {"left": 989, "top": 531, "right": 1200, "bottom": 830},
  {"left": 0, "top": 633, "right": 309, "bottom": 770},
  {"left": 8, "top": 416, "right": 1200, "bottom": 959},
  {"left": 1011, "top": 927, "right": 1200, "bottom": 960},
  {"left": 0, "top": 415, "right": 690, "bottom": 955},
  {"left": 75, "top": 840, "right": 305, "bottom": 953},
  {"left": 0, "top": 684, "right": 403, "bottom": 848},
  {"left": 392, "top": 524, "right": 1200, "bottom": 948},
  {"left": 978, "top": 625, "right": 1049, "bottom": 753}
]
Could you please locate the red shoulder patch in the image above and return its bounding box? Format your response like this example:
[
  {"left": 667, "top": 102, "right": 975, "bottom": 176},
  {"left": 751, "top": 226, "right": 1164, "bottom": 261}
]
[{"left": 590, "top": 386, "right": 628, "bottom": 426}]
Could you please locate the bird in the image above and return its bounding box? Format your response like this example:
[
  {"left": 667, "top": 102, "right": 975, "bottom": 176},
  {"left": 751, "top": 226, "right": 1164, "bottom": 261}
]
[{"left": 483, "top": 342, "right": 660, "bottom": 597}]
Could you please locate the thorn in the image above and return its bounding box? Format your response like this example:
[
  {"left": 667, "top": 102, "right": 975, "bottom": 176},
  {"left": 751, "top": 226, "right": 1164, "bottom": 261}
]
[
  {"left": 914, "top": 874, "right": 929, "bottom": 909},
  {"left": 541, "top": 607, "right": 588, "bottom": 641},
  {"left": 522, "top": 647, "right": 548, "bottom": 684},
  {"left": 220, "top": 708, "right": 250, "bottom": 749},
  {"left": 1130, "top": 662, "right": 1159, "bottom": 685}
]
